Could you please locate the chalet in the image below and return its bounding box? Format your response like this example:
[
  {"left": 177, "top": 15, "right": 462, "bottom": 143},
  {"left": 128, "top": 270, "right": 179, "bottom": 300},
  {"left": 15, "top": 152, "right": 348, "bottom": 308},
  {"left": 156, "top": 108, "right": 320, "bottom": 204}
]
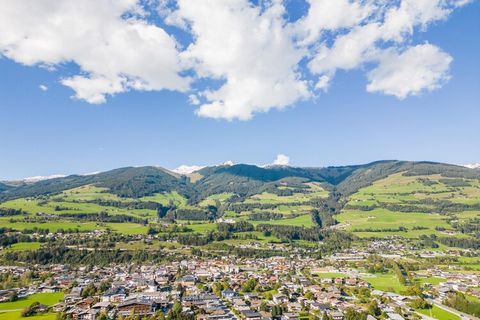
[
  {"left": 282, "top": 312, "right": 300, "bottom": 320},
  {"left": 330, "top": 311, "right": 344, "bottom": 320},
  {"left": 180, "top": 275, "right": 196, "bottom": 287},
  {"left": 92, "top": 301, "right": 111, "bottom": 312},
  {"left": 387, "top": 313, "right": 404, "bottom": 320},
  {"left": 272, "top": 294, "right": 288, "bottom": 304},
  {"left": 309, "top": 302, "right": 329, "bottom": 312},
  {"left": 241, "top": 310, "right": 262, "bottom": 320},
  {"left": 222, "top": 289, "right": 239, "bottom": 299},
  {"left": 77, "top": 308, "right": 100, "bottom": 320},
  {"left": 183, "top": 294, "right": 218, "bottom": 307},
  {"left": 76, "top": 297, "right": 95, "bottom": 310},
  {"left": 117, "top": 298, "right": 158, "bottom": 317},
  {"left": 101, "top": 286, "right": 127, "bottom": 303},
  {"left": 146, "top": 280, "right": 159, "bottom": 292}
]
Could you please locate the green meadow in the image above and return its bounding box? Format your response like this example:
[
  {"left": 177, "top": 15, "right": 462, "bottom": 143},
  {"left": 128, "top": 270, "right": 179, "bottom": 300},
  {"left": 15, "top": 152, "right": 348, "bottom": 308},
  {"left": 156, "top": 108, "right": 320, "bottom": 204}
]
[
  {"left": 313, "top": 272, "right": 348, "bottom": 278},
  {"left": 415, "top": 276, "right": 446, "bottom": 286},
  {"left": 348, "top": 172, "right": 480, "bottom": 206},
  {"left": 0, "top": 312, "right": 57, "bottom": 320},
  {"left": 250, "top": 214, "right": 315, "bottom": 227},
  {"left": 2, "top": 242, "right": 42, "bottom": 251},
  {"left": 360, "top": 273, "right": 407, "bottom": 293},
  {"left": 0, "top": 293, "right": 63, "bottom": 311},
  {"left": 418, "top": 306, "right": 460, "bottom": 320},
  {"left": 336, "top": 209, "right": 451, "bottom": 238},
  {"left": 199, "top": 193, "right": 234, "bottom": 207}
]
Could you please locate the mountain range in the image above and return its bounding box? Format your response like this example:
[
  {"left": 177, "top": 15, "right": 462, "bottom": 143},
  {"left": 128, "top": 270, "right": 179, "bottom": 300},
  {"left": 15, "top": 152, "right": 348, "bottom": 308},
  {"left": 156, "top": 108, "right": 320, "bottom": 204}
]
[{"left": 1, "top": 160, "right": 479, "bottom": 203}]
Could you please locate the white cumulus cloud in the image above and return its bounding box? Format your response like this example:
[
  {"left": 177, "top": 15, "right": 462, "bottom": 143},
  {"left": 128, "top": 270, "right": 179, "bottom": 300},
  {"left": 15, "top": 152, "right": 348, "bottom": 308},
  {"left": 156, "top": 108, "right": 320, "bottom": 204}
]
[
  {"left": 0, "top": 0, "right": 472, "bottom": 120},
  {"left": 170, "top": 0, "right": 310, "bottom": 120},
  {"left": 0, "top": 0, "right": 189, "bottom": 104},
  {"left": 366, "top": 44, "right": 452, "bottom": 99}
]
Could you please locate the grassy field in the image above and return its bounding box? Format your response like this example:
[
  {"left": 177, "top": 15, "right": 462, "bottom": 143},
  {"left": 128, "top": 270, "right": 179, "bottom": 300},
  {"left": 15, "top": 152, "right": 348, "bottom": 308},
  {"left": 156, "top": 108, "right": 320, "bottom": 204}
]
[
  {"left": 0, "top": 197, "right": 156, "bottom": 219},
  {"left": 244, "top": 183, "right": 328, "bottom": 206},
  {"left": 199, "top": 193, "right": 234, "bottom": 207},
  {"left": 179, "top": 222, "right": 218, "bottom": 233},
  {"left": 106, "top": 223, "right": 149, "bottom": 235},
  {"left": 52, "top": 185, "right": 122, "bottom": 201},
  {"left": 336, "top": 173, "right": 480, "bottom": 238},
  {"left": 250, "top": 214, "right": 315, "bottom": 227},
  {"left": 344, "top": 172, "right": 480, "bottom": 240},
  {"left": 2, "top": 242, "right": 42, "bottom": 251},
  {"left": 0, "top": 292, "right": 63, "bottom": 312},
  {"left": 0, "top": 219, "right": 149, "bottom": 235},
  {"left": 418, "top": 306, "right": 460, "bottom": 320},
  {"left": 140, "top": 191, "right": 188, "bottom": 206},
  {"left": 360, "top": 273, "right": 407, "bottom": 293},
  {"left": 336, "top": 208, "right": 452, "bottom": 238},
  {"left": 312, "top": 272, "right": 348, "bottom": 278},
  {"left": 0, "top": 219, "right": 101, "bottom": 232},
  {"left": 415, "top": 276, "right": 446, "bottom": 286},
  {"left": 0, "top": 312, "right": 57, "bottom": 320},
  {"left": 348, "top": 173, "right": 480, "bottom": 205}
]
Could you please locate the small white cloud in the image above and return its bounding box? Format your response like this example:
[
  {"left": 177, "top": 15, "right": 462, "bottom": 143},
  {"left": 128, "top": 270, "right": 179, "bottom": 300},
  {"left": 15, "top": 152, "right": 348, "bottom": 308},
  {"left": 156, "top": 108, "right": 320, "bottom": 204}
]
[
  {"left": 188, "top": 94, "right": 200, "bottom": 105},
  {"left": 172, "top": 165, "right": 204, "bottom": 175},
  {"left": 366, "top": 44, "right": 452, "bottom": 99},
  {"left": 272, "top": 154, "right": 290, "bottom": 166},
  {"left": 222, "top": 160, "right": 234, "bottom": 166},
  {"left": 315, "top": 75, "right": 331, "bottom": 91},
  {"left": 39, "top": 84, "right": 48, "bottom": 91}
]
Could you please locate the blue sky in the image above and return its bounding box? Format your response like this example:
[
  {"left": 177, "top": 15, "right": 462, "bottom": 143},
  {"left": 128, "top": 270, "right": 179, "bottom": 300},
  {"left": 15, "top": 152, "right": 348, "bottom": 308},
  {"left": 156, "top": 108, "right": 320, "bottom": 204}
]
[{"left": 0, "top": 0, "right": 479, "bottom": 180}]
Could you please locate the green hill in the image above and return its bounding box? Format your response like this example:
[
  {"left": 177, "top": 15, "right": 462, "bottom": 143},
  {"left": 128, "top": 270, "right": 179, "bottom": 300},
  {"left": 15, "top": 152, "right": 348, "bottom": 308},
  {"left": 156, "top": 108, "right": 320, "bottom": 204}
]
[
  {"left": 0, "top": 166, "right": 194, "bottom": 201},
  {"left": 0, "top": 160, "right": 479, "bottom": 246}
]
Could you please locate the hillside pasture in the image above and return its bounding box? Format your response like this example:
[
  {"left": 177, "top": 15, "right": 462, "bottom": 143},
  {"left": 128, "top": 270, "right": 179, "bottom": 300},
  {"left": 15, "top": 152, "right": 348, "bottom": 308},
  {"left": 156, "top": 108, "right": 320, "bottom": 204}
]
[{"left": 336, "top": 209, "right": 451, "bottom": 238}]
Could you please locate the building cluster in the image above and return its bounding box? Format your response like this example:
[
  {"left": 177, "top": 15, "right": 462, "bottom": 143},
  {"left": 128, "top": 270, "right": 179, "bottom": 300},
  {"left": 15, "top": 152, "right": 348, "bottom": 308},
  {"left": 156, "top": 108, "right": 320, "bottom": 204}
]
[{"left": 0, "top": 256, "right": 478, "bottom": 320}]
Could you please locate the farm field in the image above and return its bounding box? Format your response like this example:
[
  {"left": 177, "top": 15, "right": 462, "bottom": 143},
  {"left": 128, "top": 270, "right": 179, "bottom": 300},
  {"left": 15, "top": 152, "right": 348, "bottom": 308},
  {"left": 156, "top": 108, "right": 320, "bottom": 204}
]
[
  {"left": 360, "top": 273, "right": 407, "bottom": 293},
  {"left": 0, "top": 312, "right": 56, "bottom": 320},
  {"left": 0, "top": 218, "right": 102, "bottom": 232},
  {"left": 415, "top": 276, "right": 446, "bottom": 286},
  {"left": 140, "top": 191, "right": 188, "bottom": 207},
  {"left": 176, "top": 221, "right": 218, "bottom": 233},
  {"left": 312, "top": 272, "right": 348, "bottom": 278},
  {"left": 2, "top": 242, "right": 42, "bottom": 251},
  {"left": 336, "top": 209, "right": 452, "bottom": 238},
  {"left": 250, "top": 214, "right": 315, "bottom": 227},
  {"left": 348, "top": 172, "right": 480, "bottom": 205},
  {"left": 199, "top": 193, "right": 234, "bottom": 207},
  {"left": 0, "top": 197, "right": 156, "bottom": 219},
  {"left": 339, "top": 171, "right": 480, "bottom": 240},
  {"left": 0, "top": 293, "right": 63, "bottom": 311},
  {"left": 418, "top": 306, "right": 460, "bottom": 320}
]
